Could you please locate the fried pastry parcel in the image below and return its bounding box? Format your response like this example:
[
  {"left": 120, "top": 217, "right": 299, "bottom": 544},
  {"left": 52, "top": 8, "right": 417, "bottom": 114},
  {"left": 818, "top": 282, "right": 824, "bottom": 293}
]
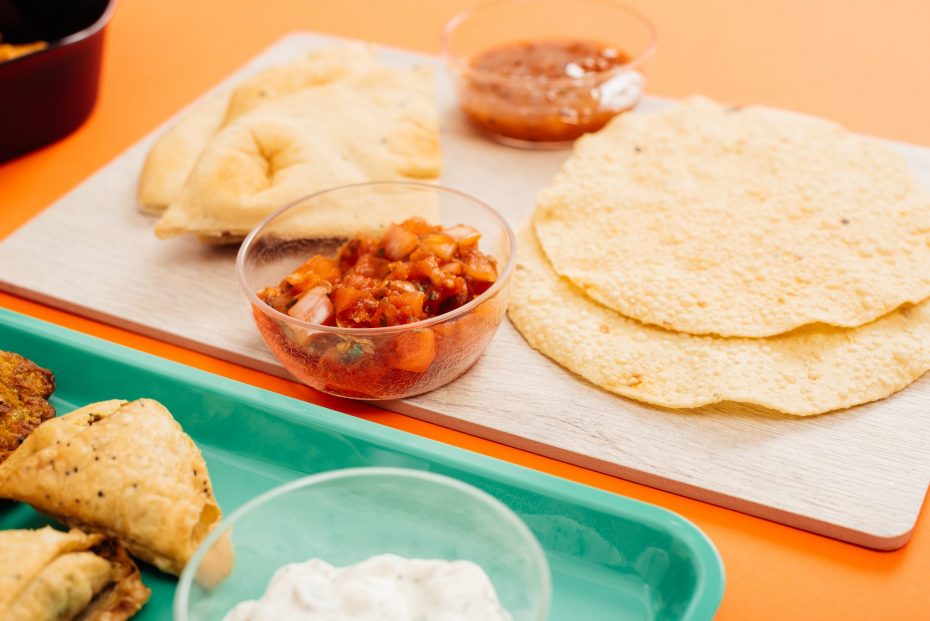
[
  {"left": 0, "top": 526, "right": 150, "bottom": 621},
  {"left": 0, "top": 399, "right": 230, "bottom": 577}
]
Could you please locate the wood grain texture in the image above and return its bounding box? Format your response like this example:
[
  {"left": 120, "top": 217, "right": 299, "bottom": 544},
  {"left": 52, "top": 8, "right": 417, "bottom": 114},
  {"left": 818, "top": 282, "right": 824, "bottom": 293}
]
[{"left": 1, "top": 33, "right": 929, "bottom": 549}]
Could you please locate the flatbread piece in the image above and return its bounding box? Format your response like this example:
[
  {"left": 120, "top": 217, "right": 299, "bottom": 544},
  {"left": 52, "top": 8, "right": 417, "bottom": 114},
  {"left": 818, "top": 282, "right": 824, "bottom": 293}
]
[
  {"left": 138, "top": 43, "right": 382, "bottom": 214},
  {"left": 154, "top": 65, "right": 441, "bottom": 241}
]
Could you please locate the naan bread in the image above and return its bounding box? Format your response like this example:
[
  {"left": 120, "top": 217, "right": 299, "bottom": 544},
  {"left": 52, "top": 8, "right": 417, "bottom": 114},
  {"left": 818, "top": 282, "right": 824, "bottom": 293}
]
[
  {"left": 509, "top": 228, "right": 930, "bottom": 416},
  {"left": 154, "top": 65, "right": 441, "bottom": 241},
  {"left": 0, "top": 399, "right": 226, "bottom": 576},
  {"left": 138, "top": 43, "right": 382, "bottom": 214},
  {"left": 534, "top": 96, "right": 930, "bottom": 337},
  {"left": 0, "top": 527, "right": 149, "bottom": 621},
  {"left": 222, "top": 42, "right": 382, "bottom": 123},
  {"left": 138, "top": 91, "right": 232, "bottom": 216}
]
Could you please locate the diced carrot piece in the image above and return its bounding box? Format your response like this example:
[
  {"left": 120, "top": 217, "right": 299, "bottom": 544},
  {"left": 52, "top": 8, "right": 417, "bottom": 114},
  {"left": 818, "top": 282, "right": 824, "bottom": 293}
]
[
  {"left": 387, "top": 279, "right": 419, "bottom": 294},
  {"left": 331, "top": 286, "right": 365, "bottom": 315},
  {"left": 341, "top": 273, "right": 374, "bottom": 290},
  {"left": 407, "top": 246, "right": 430, "bottom": 262},
  {"left": 464, "top": 252, "right": 498, "bottom": 283},
  {"left": 400, "top": 217, "right": 435, "bottom": 236},
  {"left": 444, "top": 225, "right": 481, "bottom": 248},
  {"left": 440, "top": 261, "right": 463, "bottom": 275},
  {"left": 387, "top": 261, "right": 411, "bottom": 281},
  {"left": 419, "top": 233, "right": 458, "bottom": 261},
  {"left": 410, "top": 255, "right": 446, "bottom": 287},
  {"left": 337, "top": 235, "right": 377, "bottom": 270},
  {"left": 391, "top": 329, "right": 437, "bottom": 372},
  {"left": 284, "top": 268, "right": 320, "bottom": 292},
  {"left": 393, "top": 291, "right": 426, "bottom": 317},
  {"left": 373, "top": 298, "right": 399, "bottom": 327},
  {"left": 304, "top": 255, "right": 341, "bottom": 281},
  {"left": 353, "top": 253, "right": 389, "bottom": 279}
]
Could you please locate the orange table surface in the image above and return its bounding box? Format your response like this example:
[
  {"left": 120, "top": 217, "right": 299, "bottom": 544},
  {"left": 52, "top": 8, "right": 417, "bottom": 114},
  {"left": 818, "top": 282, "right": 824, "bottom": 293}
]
[{"left": 2, "top": 1, "right": 929, "bottom": 619}]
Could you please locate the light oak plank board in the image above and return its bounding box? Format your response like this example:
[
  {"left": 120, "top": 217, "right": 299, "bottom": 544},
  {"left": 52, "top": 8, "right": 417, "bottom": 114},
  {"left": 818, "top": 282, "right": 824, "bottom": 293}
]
[{"left": 2, "top": 33, "right": 929, "bottom": 549}]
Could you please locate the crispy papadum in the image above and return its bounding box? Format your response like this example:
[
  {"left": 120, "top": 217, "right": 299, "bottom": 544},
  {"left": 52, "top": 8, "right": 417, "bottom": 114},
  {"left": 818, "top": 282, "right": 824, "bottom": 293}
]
[
  {"left": 154, "top": 65, "right": 441, "bottom": 242},
  {"left": 138, "top": 43, "right": 382, "bottom": 214},
  {"left": 0, "top": 399, "right": 226, "bottom": 576},
  {"left": 534, "top": 96, "right": 930, "bottom": 337},
  {"left": 0, "top": 526, "right": 149, "bottom": 621},
  {"left": 509, "top": 228, "right": 930, "bottom": 416}
]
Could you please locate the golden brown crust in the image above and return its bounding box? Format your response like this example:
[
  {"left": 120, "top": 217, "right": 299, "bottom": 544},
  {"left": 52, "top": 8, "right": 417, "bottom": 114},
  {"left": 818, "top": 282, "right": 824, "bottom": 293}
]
[
  {"left": 534, "top": 96, "right": 930, "bottom": 337},
  {"left": 138, "top": 43, "right": 382, "bottom": 214},
  {"left": 81, "top": 539, "right": 151, "bottom": 621},
  {"left": 0, "top": 399, "right": 225, "bottom": 576},
  {"left": 0, "top": 350, "right": 56, "bottom": 462},
  {"left": 510, "top": 227, "right": 930, "bottom": 415},
  {"left": 0, "top": 527, "right": 150, "bottom": 621},
  {"left": 154, "top": 65, "right": 441, "bottom": 241}
]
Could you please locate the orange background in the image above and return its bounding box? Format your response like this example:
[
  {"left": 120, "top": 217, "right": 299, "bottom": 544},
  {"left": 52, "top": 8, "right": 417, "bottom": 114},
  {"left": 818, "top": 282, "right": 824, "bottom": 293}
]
[{"left": 2, "top": 1, "right": 930, "bottom": 619}]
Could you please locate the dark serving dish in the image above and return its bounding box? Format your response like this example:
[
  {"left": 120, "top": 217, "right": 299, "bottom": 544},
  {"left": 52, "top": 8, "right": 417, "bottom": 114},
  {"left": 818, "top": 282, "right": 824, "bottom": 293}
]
[{"left": 0, "top": 0, "right": 115, "bottom": 162}]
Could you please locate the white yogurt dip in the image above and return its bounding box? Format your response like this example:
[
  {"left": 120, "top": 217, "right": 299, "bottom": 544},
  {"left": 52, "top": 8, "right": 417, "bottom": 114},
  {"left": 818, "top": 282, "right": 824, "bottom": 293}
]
[{"left": 223, "top": 554, "right": 513, "bottom": 621}]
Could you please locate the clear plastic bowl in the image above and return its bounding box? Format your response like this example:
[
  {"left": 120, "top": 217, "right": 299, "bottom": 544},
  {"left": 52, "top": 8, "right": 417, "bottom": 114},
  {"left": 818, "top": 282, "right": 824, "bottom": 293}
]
[
  {"left": 236, "top": 181, "right": 515, "bottom": 400},
  {"left": 174, "top": 468, "right": 551, "bottom": 621},
  {"left": 442, "top": 0, "right": 657, "bottom": 148}
]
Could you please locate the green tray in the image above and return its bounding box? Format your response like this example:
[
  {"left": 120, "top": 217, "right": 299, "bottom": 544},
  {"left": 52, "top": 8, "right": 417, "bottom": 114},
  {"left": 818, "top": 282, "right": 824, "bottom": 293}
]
[{"left": 0, "top": 308, "right": 724, "bottom": 620}]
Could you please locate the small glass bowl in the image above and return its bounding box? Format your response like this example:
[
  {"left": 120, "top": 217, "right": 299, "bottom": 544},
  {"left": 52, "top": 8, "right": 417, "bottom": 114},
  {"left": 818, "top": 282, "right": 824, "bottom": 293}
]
[
  {"left": 442, "top": 0, "right": 657, "bottom": 149},
  {"left": 236, "top": 181, "right": 515, "bottom": 400},
  {"left": 174, "top": 468, "right": 552, "bottom": 621}
]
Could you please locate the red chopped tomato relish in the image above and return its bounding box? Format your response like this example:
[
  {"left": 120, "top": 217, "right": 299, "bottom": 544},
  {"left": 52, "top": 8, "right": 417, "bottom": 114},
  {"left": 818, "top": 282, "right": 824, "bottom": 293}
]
[
  {"left": 258, "top": 218, "right": 498, "bottom": 329},
  {"left": 471, "top": 39, "right": 629, "bottom": 80},
  {"left": 459, "top": 38, "right": 637, "bottom": 143}
]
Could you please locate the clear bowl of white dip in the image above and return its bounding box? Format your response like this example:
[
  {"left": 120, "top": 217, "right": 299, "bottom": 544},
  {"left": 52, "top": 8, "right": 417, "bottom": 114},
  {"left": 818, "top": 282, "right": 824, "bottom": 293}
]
[{"left": 175, "top": 467, "right": 551, "bottom": 621}]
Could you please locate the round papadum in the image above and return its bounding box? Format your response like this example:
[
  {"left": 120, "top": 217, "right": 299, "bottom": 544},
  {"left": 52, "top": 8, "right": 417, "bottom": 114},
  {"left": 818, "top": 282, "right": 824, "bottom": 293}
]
[
  {"left": 508, "top": 228, "right": 930, "bottom": 416},
  {"left": 534, "top": 96, "right": 930, "bottom": 337}
]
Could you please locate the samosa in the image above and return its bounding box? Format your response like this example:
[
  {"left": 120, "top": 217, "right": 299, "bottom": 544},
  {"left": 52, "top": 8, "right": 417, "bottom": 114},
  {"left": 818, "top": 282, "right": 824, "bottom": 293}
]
[
  {"left": 0, "top": 399, "right": 227, "bottom": 576},
  {"left": 0, "top": 526, "right": 150, "bottom": 621}
]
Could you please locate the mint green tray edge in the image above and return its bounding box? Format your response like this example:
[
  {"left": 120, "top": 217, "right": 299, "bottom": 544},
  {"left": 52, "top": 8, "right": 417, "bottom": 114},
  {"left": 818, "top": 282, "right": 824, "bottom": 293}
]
[{"left": 0, "top": 307, "right": 725, "bottom": 619}]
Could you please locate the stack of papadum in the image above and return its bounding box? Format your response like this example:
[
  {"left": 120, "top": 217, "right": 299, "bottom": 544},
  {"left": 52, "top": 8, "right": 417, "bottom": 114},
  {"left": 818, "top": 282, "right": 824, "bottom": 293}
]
[
  {"left": 140, "top": 43, "right": 442, "bottom": 243},
  {"left": 0, "top": 398, "right": 228, "bottom": 620},
  {"left": 511, "top": 97, "right": 930, "bottom": 416}
]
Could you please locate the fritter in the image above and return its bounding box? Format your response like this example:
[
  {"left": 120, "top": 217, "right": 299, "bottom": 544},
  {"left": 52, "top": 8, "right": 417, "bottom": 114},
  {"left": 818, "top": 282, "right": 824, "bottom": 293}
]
[{"left": 0, "top": 350, "right": 55, "bottom": 462}]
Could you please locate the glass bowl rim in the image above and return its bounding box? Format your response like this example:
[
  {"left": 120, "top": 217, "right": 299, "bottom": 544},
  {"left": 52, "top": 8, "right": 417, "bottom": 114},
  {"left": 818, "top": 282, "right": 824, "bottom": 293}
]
[
  {"left": 439, "top": 0, "right": 658, "bottom": 86},
  {"left": 173, "top": 466, "right": 553, "bottom": 620},
  {"left": 441, "top": 0, "right": 658, "bottom": 88},
  {"left": 235, "top": 180, "right": 516, "bottom": 336}
]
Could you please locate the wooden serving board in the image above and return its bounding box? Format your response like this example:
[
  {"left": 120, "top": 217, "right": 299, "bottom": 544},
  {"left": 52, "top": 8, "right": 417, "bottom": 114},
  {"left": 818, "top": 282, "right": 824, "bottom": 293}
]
[{"left": 3, "top": 33, "right": 930, "bottom": 550}]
